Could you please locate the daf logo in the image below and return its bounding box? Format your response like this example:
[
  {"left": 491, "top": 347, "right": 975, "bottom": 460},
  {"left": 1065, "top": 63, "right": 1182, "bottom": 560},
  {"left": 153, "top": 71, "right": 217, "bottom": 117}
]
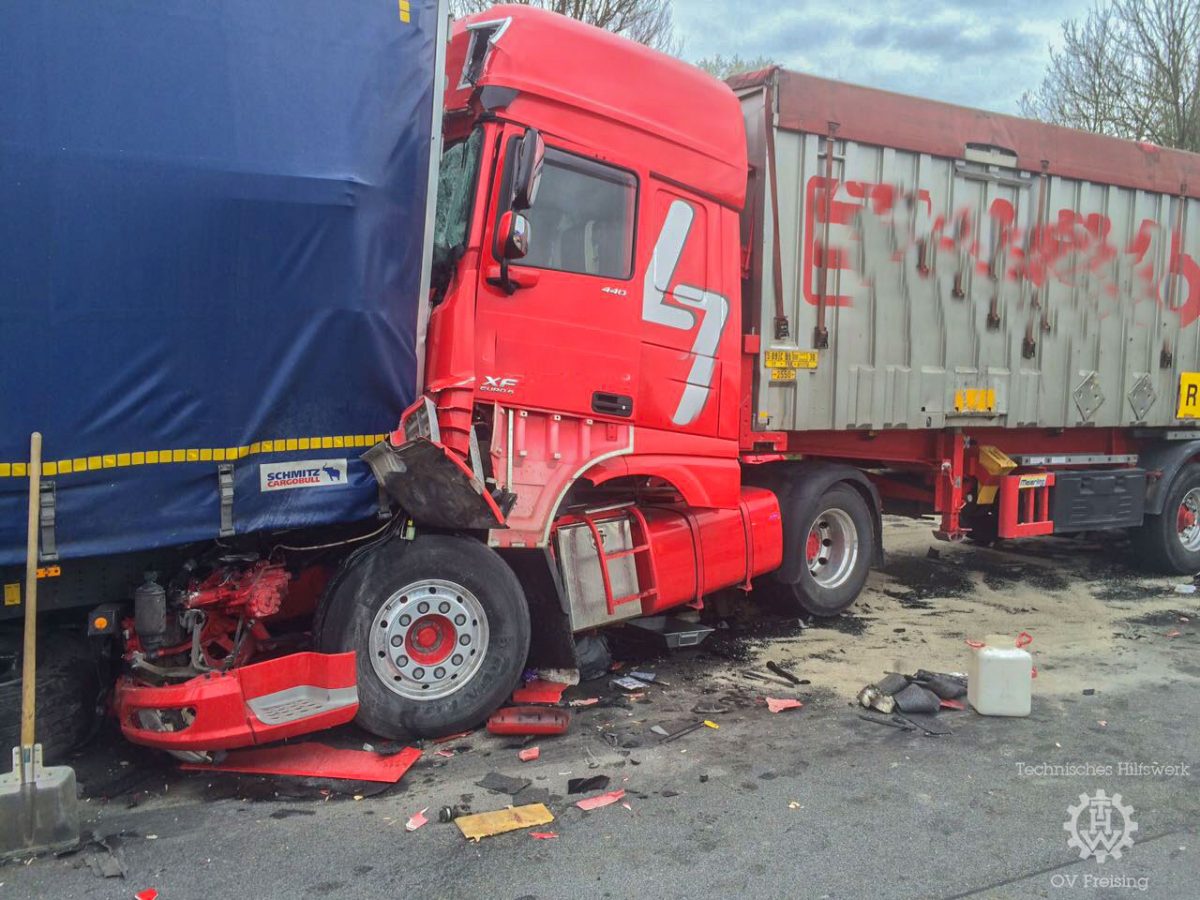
[{"left": 481, "top": 375, "right": 519, "bottom": 394}]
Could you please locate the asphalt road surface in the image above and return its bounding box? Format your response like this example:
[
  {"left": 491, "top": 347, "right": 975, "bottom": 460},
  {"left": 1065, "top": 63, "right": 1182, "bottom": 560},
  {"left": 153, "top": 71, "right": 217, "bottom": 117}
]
[{"left": 3, "top": 522, "right": 1198, "bottom": 899}]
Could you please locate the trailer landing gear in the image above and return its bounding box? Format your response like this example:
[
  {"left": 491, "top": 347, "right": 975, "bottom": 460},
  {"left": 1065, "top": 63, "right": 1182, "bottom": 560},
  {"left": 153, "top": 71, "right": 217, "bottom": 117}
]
[{"left": 319, "top": 534, "right": 530, "bottom": 739}]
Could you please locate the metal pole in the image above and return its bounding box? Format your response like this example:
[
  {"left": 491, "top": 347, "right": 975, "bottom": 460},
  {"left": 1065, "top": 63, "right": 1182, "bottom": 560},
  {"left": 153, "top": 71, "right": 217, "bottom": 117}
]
[{"left": 20, "top": 432, "right": 42, "bottom": 783}]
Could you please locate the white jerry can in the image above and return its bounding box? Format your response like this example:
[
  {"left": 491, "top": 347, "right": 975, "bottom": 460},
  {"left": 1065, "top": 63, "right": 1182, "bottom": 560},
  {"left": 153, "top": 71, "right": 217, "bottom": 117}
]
[{"left": 967, "top": 633, "right": 1033, "bottom": 716}]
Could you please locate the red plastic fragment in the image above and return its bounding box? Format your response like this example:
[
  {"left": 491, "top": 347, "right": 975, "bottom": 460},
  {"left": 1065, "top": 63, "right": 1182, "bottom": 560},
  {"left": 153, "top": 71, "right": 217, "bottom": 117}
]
[
  {"left": 576, "top": 789, "right": 625, "bottom": 811},
  {"left": 518, "top": 746, "right": 540, "bottom": 762},
  {"left": 180, "top": 742, "right": 420, "bottom": 784},
  {"left": 939, "top": 698, "right": 965, "bottom": 710},
  {"left": 486, "top": 706, "right": 571, "bottom": 736},
  {"left": 765, "top": 697, "right": 803, "bottom": 713},
  {"left": 530, "top": 832, "right": 558, "bottom": 840},
  {"left": 135, "top": 891, "right": 159, "bottom": 900},
  {"left": 512, "top": 680, "right": 568, "bottom": 705}
]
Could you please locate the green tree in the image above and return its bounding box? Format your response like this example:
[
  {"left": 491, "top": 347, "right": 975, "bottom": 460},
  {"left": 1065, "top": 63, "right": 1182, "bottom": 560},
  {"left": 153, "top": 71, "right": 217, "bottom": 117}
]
[{"left": 1021, "top": 0, "right": 1200, "bottom": 152}]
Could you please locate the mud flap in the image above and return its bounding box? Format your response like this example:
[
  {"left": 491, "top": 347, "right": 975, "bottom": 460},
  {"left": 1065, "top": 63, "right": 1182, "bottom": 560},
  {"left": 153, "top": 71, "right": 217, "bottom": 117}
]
[{"left": 363, "top": 438, "right": 505, "bottom": 530}]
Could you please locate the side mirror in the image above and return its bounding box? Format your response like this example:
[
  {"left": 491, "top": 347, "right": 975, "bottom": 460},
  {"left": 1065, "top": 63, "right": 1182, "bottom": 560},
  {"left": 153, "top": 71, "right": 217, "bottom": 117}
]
[
  {"left": 494, "top": 210, "right": 530, "bottom": 261},
  {"left": 492, "top": 210, "right": 531, "bottom": 295},
  {"left": 512, "top": 128, "right": 544, "bottom": 211}
]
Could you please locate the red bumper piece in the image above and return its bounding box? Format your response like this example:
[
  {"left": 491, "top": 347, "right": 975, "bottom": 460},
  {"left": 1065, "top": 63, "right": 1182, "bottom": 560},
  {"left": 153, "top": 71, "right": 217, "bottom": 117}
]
[
  {"left": 180, "top": 742, "right": 421, "bottom": 784},
  {"left": 116, "top": 651, "right": 358, "bottom": 751}
]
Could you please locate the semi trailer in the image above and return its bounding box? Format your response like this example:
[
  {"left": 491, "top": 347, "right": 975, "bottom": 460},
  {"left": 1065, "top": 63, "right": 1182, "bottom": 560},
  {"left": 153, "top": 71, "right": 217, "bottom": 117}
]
[{"left": 3, "top": 2, "right": 1200, "bottom": 756}]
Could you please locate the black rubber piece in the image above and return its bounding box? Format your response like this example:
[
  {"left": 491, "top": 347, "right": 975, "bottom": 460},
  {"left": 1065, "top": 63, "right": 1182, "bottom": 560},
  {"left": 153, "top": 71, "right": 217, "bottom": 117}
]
[
  {"left": 0, "top": 629, "right": 100, "bottom": 762},
  {"left": 318, "top": 534, "right": 530, "bottom": 740},
  {"left": 781, "top": 484, "right": 874, "bottom": 617},
  {"left": 1131, "top": 463, "right": 1200, "bottom": 575}
]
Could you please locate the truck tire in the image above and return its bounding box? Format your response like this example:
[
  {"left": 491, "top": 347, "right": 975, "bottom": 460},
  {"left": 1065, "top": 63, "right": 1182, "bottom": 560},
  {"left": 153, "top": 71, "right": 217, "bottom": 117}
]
[
  {"left": 778, "top": 484, "right": 873, "bottom": 617},
  {"left": 0, "top": 630, "right": 100, "bottom": 762},
  {"left": 319, "top": 534, "right": 530, "bottom": 739},
  {"left": 1131, "top": 463, "right": 1200, "bottom": 574}
]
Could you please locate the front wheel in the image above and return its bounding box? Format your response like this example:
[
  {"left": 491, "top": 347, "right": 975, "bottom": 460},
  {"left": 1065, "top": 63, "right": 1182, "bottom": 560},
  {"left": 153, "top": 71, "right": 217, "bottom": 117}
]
[
  {"left": 319, "top": 534, "right": 530, "bottom": 739},
  {"left": 776, "top": 483, "right": 874, "bottom": 617},
  {"left": 1131, "top": 463, "right": 1200, "bottom": 575}
]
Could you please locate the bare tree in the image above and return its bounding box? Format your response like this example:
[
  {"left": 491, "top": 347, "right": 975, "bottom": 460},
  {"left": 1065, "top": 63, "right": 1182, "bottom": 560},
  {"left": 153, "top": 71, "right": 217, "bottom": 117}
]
[
  {"left": 694, "top": 54, "right": 777, "bottom": 80},
  {"left": 1021, "top": 0, "right": 1200, "bottom": 152},
  {"left": 449, "top": 0, "right": 680, "bottom": 54}
]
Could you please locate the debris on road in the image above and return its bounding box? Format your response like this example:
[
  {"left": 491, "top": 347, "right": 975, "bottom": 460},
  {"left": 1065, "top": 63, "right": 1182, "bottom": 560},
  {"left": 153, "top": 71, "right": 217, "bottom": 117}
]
[
  {"left": 576, "top": 789, "right": 626, "bottom": 811},
  {"left": 857, "top": 685, "right": 896, "bottom": 714},
  {"left": 661, "top": 721, "right": 707, "bottom": 743},
  {"left": 1175, "top": 583, "right": 1196, "bottom": 594},
  {"left": 530, "top": 832, "right": 558, "bottom": 840},
  {"left": 431, "top": 730, "right": 474, "bottom": 744},
  {"left": 536, "top": 668, "right": 580, "bottom": 686},
  {"left": 405, "top": 808, "right": 429, "bottom": 832},
  {"left": 568, "top": 697, "right": 599, "bottom": 707},
  {"left": 518, "top": 747, "right": 540, "bottom": 762},
  {"left": 939, "top": 698, "right": 965, "bottom": 711},
  {"left": 135, "top": 890, "right": 159, "bottom": 900},
  {"left": 893, "top": 683, "right": 941, "bottom": 714},
  {"left": 766, "top": 697, "right": 804, "bottom": 713},
  {"left": 613, "top": 676, "right": 650, "bottom": 692},
  {"left": 456, "top": 804, "right": 555, "bottom": 841},
  {"left": 858, "top": 713, "right": 915, "bottom": 731},
  {"left": 476, "top": 772, "right": 532, "bottom": 796},
  {"left": 179, "top": 742, "right": 421, "bottom": 784},
  {"left": 487, "top": 706, "right": 571, "bottom": 736},
  {"left": 766, "top": 661, "right": 802, "bottom": 685},
  {"left": 512, "top": 680, "right": 569, "bottom": 704},
  {"left": 567, "top": 775, "right": 610, "bottom": 794},
  {"left": 437, "top": 806, "right": 461, "bottom": 823},
  {"left": 650, "top": 725, "right": 670, "bottom": 737}
]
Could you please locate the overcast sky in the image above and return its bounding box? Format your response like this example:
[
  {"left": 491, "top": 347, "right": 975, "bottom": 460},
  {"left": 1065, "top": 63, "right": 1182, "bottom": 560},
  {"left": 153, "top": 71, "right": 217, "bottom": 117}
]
[{"left": 672, "top": 0, "right": 1093, "bottom": 114}]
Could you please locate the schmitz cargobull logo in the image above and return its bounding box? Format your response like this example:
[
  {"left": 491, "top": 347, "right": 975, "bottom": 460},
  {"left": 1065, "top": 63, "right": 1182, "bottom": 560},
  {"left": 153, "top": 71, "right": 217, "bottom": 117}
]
[{"left": 259, "top": 458, "right": 348, "bottom": 492}]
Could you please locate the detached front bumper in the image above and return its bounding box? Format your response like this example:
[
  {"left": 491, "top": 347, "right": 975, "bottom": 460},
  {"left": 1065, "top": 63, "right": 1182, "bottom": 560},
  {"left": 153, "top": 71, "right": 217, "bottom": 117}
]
[{"left": 115, "top": 651, "right": 358, "bottom": 752}]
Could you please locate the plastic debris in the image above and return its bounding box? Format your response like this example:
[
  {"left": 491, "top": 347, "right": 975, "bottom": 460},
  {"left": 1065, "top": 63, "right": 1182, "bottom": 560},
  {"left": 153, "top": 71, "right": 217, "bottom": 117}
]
[
  {"left": 575, "top": 789, "right": 626, "bottom": 811},
  {"left": 530, "top": 832, "right": 558, "bottom": 840},
  {"left": 1164, "top": 630, "right": 1183, "bottom": 638},
  {"left": 180, "top": 742, "right": 421, "bottom": 784},
  {"left": 477, "top": 772, "right": 532, "bottom": 795},
  {"left": 650, "top": 725, "right": 669, "bottom": 737},
  {"left": 568, "top": 775, "right": 610, "bottom": 794},
  {"left": 630, "top": 670, "right": 657, "bottom": 683},
  {"left": 135, "top": 891, "right": 159, "bottom": 900},
  {"left": 431, "top": 730, "right": 474, "bottom": 744},
  {"left": 518, "top": 747, "right": 540, "bottom": 762},
  {"left": 702, "top": 720, "right": 719, "bottom": 729},
  {"left": 766, "top": 697, "right": 804, "bottom": 713},
  {"left": 1175, "top": 584, "right": 1196, "bottom": 594},
  {"left": 456, "top": 804, "right": 554, "bottom": 842},
  {"left": 612, "top": 676, "right": 648, "bottom": 692},
  {"left": 512, "top": 680, "right": 569, "bottom": 705},
  {"left": 487, "top": 706, "right": 571, "bottom": 736},
  {"left": 568, "top": 697, "right": 599, "bottom": 707},
  {"left": 939, "top": 698, "right": 966, "bottom": 711},
  {"left": 435, "top": 749, "right": 455, "bottom": 758},
  {"left": 406, "top": 808, "right": 429, "bottom": 832}
]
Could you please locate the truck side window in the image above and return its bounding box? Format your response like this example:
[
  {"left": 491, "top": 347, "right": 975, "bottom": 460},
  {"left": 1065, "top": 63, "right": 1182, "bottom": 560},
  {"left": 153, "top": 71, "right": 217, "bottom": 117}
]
[{"left": 519, "top": 147, "right": 636, "bottom": 279}]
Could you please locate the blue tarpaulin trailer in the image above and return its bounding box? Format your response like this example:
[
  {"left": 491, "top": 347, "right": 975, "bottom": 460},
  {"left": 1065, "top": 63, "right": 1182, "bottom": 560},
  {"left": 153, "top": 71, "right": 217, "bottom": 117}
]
[{"left": 0, "top": 0, "right": 444, "bottom": 576}]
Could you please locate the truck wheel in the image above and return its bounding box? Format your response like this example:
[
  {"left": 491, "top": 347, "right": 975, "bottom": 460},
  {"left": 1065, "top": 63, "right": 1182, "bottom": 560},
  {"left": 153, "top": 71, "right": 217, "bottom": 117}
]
[
  {"left": 1132, "top": 463, "right": 1200, "bottom": 574},
  {"left": 319, "top": 534, "right": 530, "bottom": 739},
  {"left": 780, "top": 484, "right": 873, "bottom": 617},
  {"left": 0, "top": 630, "right": 100, "bottom": 762}
]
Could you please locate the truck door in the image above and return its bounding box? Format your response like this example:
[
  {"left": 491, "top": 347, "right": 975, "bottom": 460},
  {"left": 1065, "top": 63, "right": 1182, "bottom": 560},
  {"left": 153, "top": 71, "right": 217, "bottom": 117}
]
[
  {"left": 475, "top": 130, "right": 641, "bottom": 422},
  {"left": 636, "top": 187, "right": 738, "bottom": 440}
]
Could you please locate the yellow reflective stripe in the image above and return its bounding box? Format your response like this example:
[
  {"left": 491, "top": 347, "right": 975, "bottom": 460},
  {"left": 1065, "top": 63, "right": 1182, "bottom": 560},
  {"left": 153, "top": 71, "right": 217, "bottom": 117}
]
[{"left": 0, "top": 433, "right": 387, "bottom": 476}]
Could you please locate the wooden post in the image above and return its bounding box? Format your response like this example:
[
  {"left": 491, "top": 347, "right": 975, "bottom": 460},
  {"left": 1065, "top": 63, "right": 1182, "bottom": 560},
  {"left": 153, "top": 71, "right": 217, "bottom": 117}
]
[{"left": 20, "top": 432, "right": 42, "bottom": 779}]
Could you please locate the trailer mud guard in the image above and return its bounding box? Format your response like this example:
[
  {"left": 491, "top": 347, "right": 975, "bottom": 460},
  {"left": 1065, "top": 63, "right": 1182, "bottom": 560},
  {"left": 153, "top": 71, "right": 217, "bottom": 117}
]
[{"left": 1139, "top": 440, "right": 1200, "bottom": 515}]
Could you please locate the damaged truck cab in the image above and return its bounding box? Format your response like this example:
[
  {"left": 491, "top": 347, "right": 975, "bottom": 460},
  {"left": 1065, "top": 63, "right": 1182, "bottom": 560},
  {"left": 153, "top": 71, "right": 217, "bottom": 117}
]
[{"left": 346, "top": 8, "right": 793, "bottom": 737}]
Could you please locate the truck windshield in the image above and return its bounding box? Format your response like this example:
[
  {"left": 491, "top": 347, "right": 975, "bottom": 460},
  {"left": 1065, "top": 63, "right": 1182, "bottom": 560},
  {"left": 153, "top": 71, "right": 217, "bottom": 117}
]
[{"left": 430, "top": 128, "right": 483, "bottom": 300}]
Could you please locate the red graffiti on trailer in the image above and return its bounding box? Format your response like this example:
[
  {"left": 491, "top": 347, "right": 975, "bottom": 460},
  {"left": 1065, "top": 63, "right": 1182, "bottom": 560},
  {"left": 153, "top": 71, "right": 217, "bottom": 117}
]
[{"left": 803, "top": 176, "right": 1200, "bottom": 326}]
